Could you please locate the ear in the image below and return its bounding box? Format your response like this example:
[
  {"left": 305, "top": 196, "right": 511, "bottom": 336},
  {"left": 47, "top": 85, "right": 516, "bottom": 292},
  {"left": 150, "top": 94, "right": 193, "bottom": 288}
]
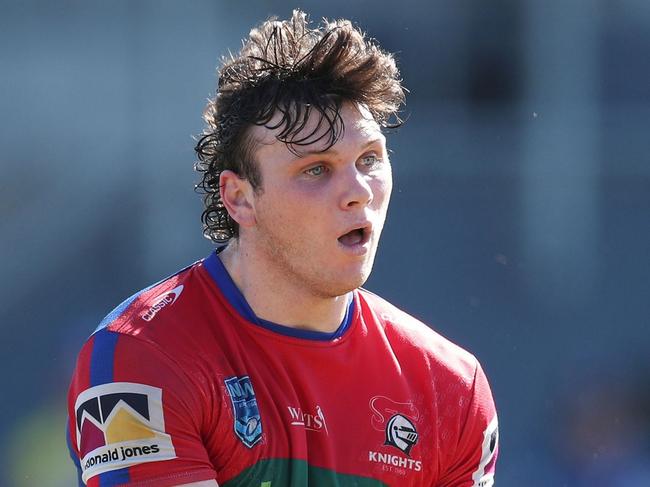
[{"left": 219, "top": 170, "right": 257, "bottom": 228}]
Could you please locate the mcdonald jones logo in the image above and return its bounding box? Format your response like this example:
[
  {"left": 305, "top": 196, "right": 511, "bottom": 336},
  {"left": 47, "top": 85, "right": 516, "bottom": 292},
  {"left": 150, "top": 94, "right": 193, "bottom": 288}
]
[{"left": 74, "top": 382, "right": 176, "bottom": 482}]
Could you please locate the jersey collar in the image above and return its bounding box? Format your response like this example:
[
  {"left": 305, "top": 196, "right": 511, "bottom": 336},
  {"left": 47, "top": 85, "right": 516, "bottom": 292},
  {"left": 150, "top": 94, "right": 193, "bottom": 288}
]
[{"left": 202, "top": 250, "right": 355, "bottom": 341}]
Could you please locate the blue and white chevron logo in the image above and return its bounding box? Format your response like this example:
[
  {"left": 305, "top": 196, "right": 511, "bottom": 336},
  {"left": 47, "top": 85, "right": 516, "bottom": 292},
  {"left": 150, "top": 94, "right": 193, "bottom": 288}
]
[{"left": 224, "top": 375, "right": 262, "bottom": 448}]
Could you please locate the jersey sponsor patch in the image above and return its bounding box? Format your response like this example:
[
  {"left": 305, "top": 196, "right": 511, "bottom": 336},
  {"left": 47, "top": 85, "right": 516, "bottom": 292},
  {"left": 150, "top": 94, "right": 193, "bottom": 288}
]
[
  {"left": 286, "top": 404, "right": 328, "bottom": 434},
  {"left": 142, "top": 285, "right": 184, "bottom": 321},
  {"left": 224, "top": 375, "right": 263, "bottom": 448},
  {"left": 73, "top": 382, "right": 176, "bottom": 483}
]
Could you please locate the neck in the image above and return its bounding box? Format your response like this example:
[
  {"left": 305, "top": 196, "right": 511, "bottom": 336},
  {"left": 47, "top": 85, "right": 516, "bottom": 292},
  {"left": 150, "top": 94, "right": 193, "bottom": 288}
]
[{"left": 218, "top": 241, "right": 350, "bottom": 333}]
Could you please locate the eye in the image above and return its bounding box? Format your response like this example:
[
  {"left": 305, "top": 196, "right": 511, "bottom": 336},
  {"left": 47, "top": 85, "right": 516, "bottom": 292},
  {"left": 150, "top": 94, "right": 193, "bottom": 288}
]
[
  {"left": 304, "top": 164, "right": 328, "bottom": 177},
  {"left": 360, "top": 154, "right": 383, "bottom": 168}
]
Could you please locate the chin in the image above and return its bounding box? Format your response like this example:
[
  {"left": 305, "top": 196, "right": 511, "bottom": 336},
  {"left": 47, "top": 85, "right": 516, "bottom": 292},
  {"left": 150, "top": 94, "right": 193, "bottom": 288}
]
[{"left": 320, "top": 268, "right": 371, "bottom": 298}]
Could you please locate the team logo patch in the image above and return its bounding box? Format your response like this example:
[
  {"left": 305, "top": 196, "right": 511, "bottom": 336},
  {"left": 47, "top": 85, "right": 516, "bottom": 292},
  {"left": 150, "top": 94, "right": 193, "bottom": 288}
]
[
  {"left": 368, "top": 396, "right": 422, "bottom": 472},
  {"left": 224, "top": 376, "right": 263, "bottom": 448},
  {"left": 74, "top": 382, "right": 176, "bottom": 483},
  {"left": 385, "top": 414, "right": 418, "bottom": 455}
]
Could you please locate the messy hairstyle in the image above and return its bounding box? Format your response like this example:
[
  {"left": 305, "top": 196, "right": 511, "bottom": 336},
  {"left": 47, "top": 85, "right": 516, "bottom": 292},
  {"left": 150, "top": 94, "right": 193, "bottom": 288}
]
[{"left": 194, "top": 9, "right": 406, "bottom": 243}]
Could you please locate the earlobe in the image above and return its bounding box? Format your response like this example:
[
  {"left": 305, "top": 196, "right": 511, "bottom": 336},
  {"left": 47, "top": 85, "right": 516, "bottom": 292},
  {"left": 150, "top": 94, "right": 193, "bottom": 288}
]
[{"left": 220, "top": 170, "right": 256, "bottom": 228}]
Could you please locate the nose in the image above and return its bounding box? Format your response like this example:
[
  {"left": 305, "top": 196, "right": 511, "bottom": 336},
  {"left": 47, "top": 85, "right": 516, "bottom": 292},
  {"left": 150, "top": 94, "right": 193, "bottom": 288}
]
[{"left": 339, "top": 166, "right": 373, "bottom": 209}]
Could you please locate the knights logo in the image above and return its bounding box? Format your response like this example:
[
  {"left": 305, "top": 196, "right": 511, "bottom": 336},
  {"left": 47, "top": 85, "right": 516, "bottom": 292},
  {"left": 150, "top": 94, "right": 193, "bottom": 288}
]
[
  {"left": 224, "top": 375, "right": 263, "bottom": 448},
  {"left": 385, "top": 414, "right": 419, "bottom": 456},
  {"left": 367, "top": 396, "right": 423, "bottom": 471}
]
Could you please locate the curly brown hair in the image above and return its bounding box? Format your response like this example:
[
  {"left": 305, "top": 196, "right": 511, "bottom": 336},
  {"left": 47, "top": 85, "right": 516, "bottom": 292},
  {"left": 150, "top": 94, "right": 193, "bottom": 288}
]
[{"left": 194, "top": 10, "right": 406, "bottom": 243}]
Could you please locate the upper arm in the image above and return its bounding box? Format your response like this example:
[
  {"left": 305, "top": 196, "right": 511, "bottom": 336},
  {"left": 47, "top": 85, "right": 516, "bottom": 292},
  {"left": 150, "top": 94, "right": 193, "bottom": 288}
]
[
  {"left": 436, "top": 361, "right": 499, "bottom": 487},
  {"left": 67, "top": 328, "right": 218, "bottom": 486}
]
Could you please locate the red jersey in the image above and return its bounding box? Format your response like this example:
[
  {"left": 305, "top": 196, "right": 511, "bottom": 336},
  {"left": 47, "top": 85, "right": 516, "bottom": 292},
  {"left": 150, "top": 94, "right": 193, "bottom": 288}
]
[{"left": 67, "top": 251, "right": 498, "bottom": 486}]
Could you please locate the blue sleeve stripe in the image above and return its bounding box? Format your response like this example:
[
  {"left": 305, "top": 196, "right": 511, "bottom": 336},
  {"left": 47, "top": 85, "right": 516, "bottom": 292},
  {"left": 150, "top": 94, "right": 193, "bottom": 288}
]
[
  {"left": 89, "top": 332, "right": 132, "bottom": 485},
  {"left": 89, "top": 329, "right": 119, "bottom": 386},
  {"left": 66, "top": 421, "right": 85, "bottom": 487},
  {"left": 99, "top": 467, "right": 130, "bottom": 486}
]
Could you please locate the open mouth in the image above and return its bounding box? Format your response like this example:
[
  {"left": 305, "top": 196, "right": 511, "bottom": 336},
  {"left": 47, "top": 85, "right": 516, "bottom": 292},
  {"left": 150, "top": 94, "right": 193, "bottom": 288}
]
[{"left": 338, "top": 226, "right": 371, "bottom": 247}]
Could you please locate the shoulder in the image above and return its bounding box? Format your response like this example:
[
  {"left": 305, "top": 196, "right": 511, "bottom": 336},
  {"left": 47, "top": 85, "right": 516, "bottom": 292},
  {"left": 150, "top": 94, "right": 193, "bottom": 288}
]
[
  {"left": 70, "top": 256, "right": 211, "bottom": 390},
  {"left": 69, "top": 259, "right": 220, "bottom": 453},
  {"left": 73, "top": 256, "right": 226, "bottom": 381},
  {"left": 96, "top": 259, "right": 201, "bottom": 335},
  {"left": 89, "top": 256, "right": 227, "bottom": 349},
  {"left": 357, "top": 288, "right": 479, "bottom": 382},
  {"left": 357, "top": 290, "right": 499, "bottom": 482},
  {"left": 68, "top": 257, "right": 225, "bottom": 485},
  {"left": 357, "top": 290, "right": 499, "bottom": 480}
]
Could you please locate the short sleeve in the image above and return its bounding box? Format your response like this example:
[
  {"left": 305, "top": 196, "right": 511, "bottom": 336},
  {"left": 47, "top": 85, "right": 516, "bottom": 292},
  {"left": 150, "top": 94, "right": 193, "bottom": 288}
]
[
  {"left": 437, "top": 361, "right": 499, "bottom": 487},
  {"left": 67, "top": 328, "right": 218, "bottom": 486}
]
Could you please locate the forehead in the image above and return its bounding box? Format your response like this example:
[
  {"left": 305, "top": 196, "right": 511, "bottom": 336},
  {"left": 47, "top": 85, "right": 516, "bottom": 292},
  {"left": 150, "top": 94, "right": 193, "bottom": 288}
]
[{"left": 250, "top": 102, "right": 384, "bottom": 158}]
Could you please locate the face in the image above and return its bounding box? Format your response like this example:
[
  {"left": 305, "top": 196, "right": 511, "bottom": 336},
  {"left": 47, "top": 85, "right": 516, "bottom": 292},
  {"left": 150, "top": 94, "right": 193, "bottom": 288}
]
[{"left": 244, "top": 102, "right": 393, "bottom": 298}]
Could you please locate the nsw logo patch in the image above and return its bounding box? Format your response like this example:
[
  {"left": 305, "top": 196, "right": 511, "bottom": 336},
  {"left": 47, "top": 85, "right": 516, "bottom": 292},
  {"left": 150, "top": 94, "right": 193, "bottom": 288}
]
[
  {"left": 74, "top": 382, "right": 176, "bottom": 483},
  {"left": 224, "top": 375, "right": 263, "bottom": 448}
]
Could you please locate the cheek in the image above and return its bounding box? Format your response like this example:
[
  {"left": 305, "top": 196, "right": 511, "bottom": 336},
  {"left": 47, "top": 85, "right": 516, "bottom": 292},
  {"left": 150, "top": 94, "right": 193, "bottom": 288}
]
[
  {"left": 256, "top": 188, "right": 322, "bottom": 229},
  {"left": 373, "top": 172, "right": 393, "bottom": 209}
]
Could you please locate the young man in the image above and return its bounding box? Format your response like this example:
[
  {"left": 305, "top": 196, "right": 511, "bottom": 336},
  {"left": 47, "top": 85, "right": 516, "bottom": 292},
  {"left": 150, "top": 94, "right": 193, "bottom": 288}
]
[{"left": 67, "top": 10, "right": 498, "bottom": 487}]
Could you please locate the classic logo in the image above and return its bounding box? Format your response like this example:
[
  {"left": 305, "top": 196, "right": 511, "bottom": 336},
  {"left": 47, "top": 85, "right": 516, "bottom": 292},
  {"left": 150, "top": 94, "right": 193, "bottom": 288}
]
[
  {"left": 74, "top": 382, "right": 176, "bottom": 483},
  {"left": 287, "top": 404, "right": 328, "bottom": 433},
  {"left": 142, "top": 285, "right": 184, "bottom": 321},
  {"left": 225, "top": 376, "right": 263, "bottom": 448},
  {"left": 368, "top": 395, "right": 422, "bottom": 472}
]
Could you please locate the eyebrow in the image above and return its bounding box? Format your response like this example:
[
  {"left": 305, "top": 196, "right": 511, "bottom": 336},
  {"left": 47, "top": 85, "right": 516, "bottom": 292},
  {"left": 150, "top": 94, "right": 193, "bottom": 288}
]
[{"left": 289, "top": 137, "right": 385, "bottom": 162}]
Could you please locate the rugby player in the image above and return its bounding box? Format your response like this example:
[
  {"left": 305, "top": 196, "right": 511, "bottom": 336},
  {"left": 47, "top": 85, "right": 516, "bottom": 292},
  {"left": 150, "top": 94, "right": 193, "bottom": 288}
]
[{"left": 68, "top": 10, "right": 498, "bottom": 486}]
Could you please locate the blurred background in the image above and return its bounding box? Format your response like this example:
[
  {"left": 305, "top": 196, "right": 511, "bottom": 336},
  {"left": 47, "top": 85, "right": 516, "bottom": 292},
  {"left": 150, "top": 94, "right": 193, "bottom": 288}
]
[{"left": 1, "top": 0, "right": 649, "bottom": 485}]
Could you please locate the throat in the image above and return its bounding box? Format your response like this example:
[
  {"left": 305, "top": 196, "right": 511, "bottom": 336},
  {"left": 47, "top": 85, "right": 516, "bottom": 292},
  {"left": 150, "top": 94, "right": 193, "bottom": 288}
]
[{"left": 219, "top": 242, "right": 351, "bottom": 334}]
